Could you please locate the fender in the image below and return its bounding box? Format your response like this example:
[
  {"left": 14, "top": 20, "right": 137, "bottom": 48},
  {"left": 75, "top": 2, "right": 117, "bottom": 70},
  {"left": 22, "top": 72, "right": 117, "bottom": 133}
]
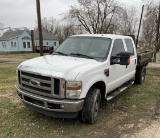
[{"left": 79, "top": 74, "right": 109, "bottom": 99}]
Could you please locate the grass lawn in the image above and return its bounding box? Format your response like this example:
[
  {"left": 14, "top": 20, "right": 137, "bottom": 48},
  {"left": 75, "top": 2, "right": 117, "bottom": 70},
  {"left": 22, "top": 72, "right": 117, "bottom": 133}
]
[
  {"left": 0, "top": 53, "right": 48, "bottom": 59},
  {"left": 0, "top": 63, "right": 160, "bottom": 138}
]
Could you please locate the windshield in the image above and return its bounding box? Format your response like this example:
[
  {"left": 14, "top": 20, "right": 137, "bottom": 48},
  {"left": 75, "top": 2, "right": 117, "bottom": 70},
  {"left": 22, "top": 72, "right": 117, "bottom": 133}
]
[{"left": 54, "top": 37, "right": 111, "bottom": 61}]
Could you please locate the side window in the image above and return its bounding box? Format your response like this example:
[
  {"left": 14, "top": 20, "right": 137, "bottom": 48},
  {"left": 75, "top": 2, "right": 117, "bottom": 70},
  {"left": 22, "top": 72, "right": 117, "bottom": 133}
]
[
  {"left": 111, "top": 39, "right": 125, "bottom": 56},
  {"left": 125, "top": 39, "right": 134, "bottom": 54}
]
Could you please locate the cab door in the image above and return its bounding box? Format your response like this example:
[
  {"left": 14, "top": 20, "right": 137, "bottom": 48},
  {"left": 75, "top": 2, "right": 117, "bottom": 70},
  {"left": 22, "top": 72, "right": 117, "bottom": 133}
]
[{"left": 108, "top": 39, "right": 127, "bottom": 92}]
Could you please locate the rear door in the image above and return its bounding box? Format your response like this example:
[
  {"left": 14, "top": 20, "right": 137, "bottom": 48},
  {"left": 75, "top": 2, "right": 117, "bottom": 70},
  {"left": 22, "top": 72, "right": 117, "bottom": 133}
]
[{"left": 124, "top": 38, "right": 137, "bottom": 78}]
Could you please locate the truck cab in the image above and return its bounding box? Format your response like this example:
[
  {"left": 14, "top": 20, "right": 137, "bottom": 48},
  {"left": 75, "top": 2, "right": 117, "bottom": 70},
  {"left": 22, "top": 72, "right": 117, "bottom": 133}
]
[{"left": 16, "top": 34, "right": 152, "bottom": 124}]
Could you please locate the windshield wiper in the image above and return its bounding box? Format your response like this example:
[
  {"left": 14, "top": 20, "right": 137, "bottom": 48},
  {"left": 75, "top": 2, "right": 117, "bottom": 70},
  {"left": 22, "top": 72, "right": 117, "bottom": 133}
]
[
  {"left": 53, "top": 51, "right": 68, "bottom": 56},
  {"left": 70, "top": 53, "right": 95, "bottom": 59}
]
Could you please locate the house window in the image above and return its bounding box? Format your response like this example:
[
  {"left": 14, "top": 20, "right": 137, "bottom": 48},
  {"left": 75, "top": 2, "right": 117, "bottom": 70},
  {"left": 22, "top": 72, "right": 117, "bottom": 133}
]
[
  {"left": 27, "top": 42, "right": 30, "bottom": 48},
  {"left": 11, "top": 42, "right": 14, "bottom": 48},
  {"left": 54, "top": 42, "right": 56, "bottom": 46},
  {"left": 14, "top": 42, "right": 16, "bottom": 48},
  {"left": 36, "top": 42, "right": 39, "bottom": 46},
  {"left": 4, "top": 42, "right": 6, "bottom": 48},
  {"left": 2, "top": 41, "right": 6, "bottom": 48},
  {"left": 23, "top": 42, "right": 26, "bottom": 48},
  {"left": 46, "top": 42, "right": 48, "bottom": 45}
]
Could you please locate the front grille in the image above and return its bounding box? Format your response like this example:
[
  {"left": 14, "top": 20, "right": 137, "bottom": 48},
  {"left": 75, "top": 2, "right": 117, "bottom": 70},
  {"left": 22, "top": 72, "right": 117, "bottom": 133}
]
[
  {"left": 22, "top": 84, "right": 51, "bottom": 94},
  {"left": 54, "top": 78, "right": 60, "bottom": 95},
  {"left": 21, "top": 72, "right": 51, "bottom": 81},
  {"left": 18, "top": 70, "right": 64, "bottom": 98}
]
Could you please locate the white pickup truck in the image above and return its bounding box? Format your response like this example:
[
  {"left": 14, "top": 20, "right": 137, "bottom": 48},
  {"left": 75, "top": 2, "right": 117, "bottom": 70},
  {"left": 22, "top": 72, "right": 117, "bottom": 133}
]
[{"left": 16, "top": 34, "right": 153, "bottom": 124}]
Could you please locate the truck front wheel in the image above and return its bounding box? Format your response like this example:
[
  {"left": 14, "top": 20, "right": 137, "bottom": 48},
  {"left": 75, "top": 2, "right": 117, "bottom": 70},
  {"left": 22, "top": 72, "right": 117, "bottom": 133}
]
[
  {"left": 81, "top": 88, "right": 101, "bottom": 124},
  {"left": 135, "top": 66, "right": 146, "bottom": 84}
]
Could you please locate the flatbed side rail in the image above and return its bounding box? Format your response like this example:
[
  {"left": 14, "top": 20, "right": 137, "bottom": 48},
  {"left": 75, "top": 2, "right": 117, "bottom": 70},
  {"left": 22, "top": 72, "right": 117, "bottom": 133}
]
[{"left": 137, "top": 51, "right": 153, "bottom": 68}]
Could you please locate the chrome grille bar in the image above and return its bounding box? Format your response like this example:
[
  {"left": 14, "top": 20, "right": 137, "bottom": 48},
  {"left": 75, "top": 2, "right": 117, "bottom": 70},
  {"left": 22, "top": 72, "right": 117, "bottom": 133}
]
[{"left": 18, "top": 70, "right": 65, "bottom": 98}]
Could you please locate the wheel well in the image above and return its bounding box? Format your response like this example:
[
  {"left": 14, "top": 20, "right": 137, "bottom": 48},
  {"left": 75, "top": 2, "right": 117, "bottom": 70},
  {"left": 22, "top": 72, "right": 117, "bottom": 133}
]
[{"left": 90, "top": 81, "right": 106, "bottom": 100}]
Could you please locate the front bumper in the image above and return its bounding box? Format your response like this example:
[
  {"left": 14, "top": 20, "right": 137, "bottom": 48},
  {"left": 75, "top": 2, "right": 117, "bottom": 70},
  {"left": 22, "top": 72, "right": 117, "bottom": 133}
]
[{"left": 16, "top": 85, "right": 84, "bottom": 113}]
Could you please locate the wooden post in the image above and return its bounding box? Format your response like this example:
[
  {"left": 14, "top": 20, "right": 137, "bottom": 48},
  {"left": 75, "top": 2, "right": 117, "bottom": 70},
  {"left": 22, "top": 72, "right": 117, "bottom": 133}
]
[
  {"left": 31, "top": 30, "right": 35, "bottom": 53},
  {"left": 154, "top": 3, "right": 160, "bottom": 62},
  {"left": 36, "top": 0, "right": 43, "bottom": 56},
  {"left": 136, "top": 5, "right": 144, "bottom": 48}
]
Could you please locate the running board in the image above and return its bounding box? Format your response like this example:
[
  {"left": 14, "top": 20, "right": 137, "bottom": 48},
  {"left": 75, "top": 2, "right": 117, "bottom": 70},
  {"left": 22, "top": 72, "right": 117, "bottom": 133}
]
[{"left": 106, "top": 81, "right": 134, "bottom": 101}]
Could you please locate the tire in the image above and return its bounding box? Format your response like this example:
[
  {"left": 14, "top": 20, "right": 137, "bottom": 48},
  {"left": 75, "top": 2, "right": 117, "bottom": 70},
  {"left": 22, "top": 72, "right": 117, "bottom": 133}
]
[
  {"left": 135, "top": 66, "right": 146, "bottom": 84},
  {"left": 81, "top": 88, "right": 101, "bottom": 124}
]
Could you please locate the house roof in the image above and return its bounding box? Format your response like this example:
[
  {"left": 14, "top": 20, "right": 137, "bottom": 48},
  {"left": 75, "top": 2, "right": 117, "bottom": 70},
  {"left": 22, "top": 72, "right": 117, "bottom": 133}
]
[
  {"left": 0, "top": 29, "right": 59, "bottom": 41},
  {"left": 0, "top": 30, "right": 25, "bottom": 41},
  {"left": 22, "top": 36, "right": 30, "bottom": 39},
  {"left": 34, "top": 31, "right": 59, "bottom": 40}
]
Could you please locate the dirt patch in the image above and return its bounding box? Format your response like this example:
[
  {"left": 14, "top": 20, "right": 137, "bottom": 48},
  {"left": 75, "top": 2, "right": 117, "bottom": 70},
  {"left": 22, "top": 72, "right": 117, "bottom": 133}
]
[
  {"left": 120, "top": 97, "right": 160, "bottom": 138},
  {"left": 124, "top": 119, "right": 160, "bottom": 138},
  {"left": 152, "top": 97, "right": 160, "bottom": 120}
]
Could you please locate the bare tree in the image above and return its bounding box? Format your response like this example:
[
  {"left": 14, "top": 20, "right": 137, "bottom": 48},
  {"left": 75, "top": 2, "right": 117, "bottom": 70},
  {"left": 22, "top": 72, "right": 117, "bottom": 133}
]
[
  {"left": 0, "top": 22, "right": 4, "bottom": 36},
  {"left": 35, "top": 17, "right": 59, "bottom": 35},
  {"left": 65, "top": 0, "right": 120, "bottom": 34},
  {"left": 142, "top": 2, "right": 158, "bottom": 47},
  {"left": 115, "top": 7, "right": 138, "bottom": 35},
  {"left": 41, "top": 17, "right": 58, "bottom": 35},
  {"left": 35, "top": 17, "right": 78, "bottom": 43},
  {"left": 55, "top": 22, "right": 78, "bottom": 43}
]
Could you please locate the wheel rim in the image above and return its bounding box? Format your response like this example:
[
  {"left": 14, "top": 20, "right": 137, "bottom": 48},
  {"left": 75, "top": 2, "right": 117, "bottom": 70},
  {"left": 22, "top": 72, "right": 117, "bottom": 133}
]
[
  {"left": 94, "top": 97, "right": 100, "bottom": 120},
  {"left": 141, "top": 69, "right": 146, "bottom": 83}
]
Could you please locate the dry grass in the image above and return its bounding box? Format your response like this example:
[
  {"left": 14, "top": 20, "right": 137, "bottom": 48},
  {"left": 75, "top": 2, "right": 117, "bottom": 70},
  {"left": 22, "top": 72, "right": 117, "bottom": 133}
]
[
  {"left": 0, "top": 53, "right": 48, "bottom": 59},
  {"left": 0, "top": 63, "right": 160, "bottom": 138}
]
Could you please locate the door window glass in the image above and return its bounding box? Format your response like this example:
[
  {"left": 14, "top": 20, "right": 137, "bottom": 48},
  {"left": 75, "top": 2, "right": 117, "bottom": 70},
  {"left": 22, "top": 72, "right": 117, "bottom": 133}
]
[
  {"left": 125, "top": 39, "right": 134, "bottom": 54},
  {"left": 111, "top": 39, "right": 125, "bottom": 56}
]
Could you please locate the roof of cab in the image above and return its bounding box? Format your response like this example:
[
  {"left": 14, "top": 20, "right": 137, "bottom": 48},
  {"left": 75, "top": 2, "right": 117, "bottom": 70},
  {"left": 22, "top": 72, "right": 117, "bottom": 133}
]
[{"left": 70, "top": 34, "right": 132, "bottom": 39}]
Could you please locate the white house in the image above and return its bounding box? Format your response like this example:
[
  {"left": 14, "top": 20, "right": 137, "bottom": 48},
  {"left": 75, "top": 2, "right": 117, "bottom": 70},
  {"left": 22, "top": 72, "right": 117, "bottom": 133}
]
[{"left": 0, "top": 29, "right": 59, "bottom": 53}]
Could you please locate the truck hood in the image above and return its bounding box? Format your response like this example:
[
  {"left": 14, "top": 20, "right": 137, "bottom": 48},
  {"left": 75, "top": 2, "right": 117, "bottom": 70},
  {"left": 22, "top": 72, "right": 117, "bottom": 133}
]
[{"left": 20, "top": 55, "right": 100, "bottom": 80}]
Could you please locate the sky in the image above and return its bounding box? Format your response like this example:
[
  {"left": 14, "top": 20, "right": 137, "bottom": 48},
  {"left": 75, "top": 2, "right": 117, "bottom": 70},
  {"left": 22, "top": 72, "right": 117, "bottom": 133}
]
[{"left": 0, "top": 0, "right": 157, "bottom": 32}]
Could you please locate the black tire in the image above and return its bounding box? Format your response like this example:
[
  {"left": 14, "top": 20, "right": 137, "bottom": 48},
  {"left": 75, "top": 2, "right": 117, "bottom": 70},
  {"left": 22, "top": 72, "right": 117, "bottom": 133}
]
[
  {"left": 81, "top": 88, "right": 101, "bottom": 124},
  {"left": 135, "top": 66, "right": 146, "bottom": 84}
]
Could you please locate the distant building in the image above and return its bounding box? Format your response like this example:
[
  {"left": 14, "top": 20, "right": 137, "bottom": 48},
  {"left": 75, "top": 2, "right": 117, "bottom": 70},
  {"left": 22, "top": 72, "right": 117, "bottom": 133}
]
[
  {"left": 0, "top": 29, "right": 59, "bottom": 53},
  {"left": 34, "top": 31, "right": 59, "bottom": 52}
]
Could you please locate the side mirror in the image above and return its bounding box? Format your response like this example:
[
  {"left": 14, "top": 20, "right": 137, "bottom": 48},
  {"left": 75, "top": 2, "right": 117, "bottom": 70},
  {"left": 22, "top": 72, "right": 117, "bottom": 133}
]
[
  {"left": 49, "top": 46, "right": 54, "bottom": 55},
  {"left": 111, "top": 52, "right": 131, "bottom": 65},
  {"left": 119, "top": 52, "right": 131, "bottom": 65}
]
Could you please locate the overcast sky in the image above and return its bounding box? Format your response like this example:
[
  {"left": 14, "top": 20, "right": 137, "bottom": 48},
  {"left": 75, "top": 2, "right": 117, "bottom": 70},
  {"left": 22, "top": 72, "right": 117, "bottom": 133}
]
[{"left": 0, "top": 0, "right": 157, "bottom": 32}]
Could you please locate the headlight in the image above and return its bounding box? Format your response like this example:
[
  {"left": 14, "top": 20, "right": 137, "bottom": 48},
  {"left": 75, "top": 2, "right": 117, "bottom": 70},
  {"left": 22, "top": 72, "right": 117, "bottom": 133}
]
[{"left": 66, "top": 81, "right": 82, "bottom": 99}]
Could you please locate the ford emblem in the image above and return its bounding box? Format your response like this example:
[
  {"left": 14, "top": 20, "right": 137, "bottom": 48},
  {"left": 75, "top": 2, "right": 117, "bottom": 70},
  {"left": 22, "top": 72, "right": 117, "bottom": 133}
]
[{"left": 30, "top": 79, "right": 40, "bottom": 86}]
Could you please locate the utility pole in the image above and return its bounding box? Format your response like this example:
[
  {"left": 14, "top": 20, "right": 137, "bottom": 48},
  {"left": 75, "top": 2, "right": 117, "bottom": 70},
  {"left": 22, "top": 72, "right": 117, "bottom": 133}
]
[
  {"left": 36, "top": 0, "right": 43, "bottom": 56},
  {"left": 154, "top": 3, "right": 160, "bottom": 62},
  {"left": 31, "top": 30, "right": 35, "bottom": 53},
  {"left": 136, "top": 5, "right": 144, "bottom": 48}
]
